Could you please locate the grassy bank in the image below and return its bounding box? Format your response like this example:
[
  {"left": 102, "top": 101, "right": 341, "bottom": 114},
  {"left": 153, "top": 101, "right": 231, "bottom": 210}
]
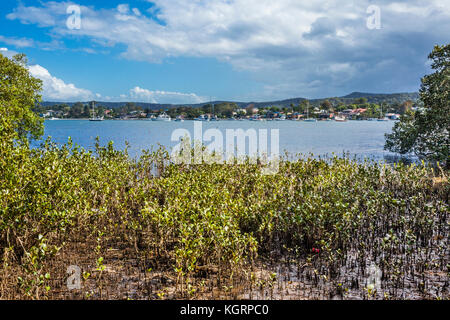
[{"left": 0, "top": 139, "right": 448, "bottom": 299}]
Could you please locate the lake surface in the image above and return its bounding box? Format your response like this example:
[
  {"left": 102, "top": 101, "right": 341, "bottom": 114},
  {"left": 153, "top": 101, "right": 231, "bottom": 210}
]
[{"left": 36, "top": 120, "right": 403, "bottom": 162}]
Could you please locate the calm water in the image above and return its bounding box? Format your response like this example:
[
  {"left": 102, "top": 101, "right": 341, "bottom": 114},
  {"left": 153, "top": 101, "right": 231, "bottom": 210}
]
[{"left": 36, "top": 120, "right": 402, "bottom": 162}]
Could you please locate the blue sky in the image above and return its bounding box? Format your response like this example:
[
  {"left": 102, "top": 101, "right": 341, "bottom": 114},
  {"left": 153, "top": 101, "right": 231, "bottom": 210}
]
[{"left": 0, "top": 0, "right": 449, "bottom": 103}]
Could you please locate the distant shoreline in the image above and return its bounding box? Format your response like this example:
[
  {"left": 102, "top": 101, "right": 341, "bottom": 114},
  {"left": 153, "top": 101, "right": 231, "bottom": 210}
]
[{"left": 43, "top": 118, "right": 399, "bottom": 122}]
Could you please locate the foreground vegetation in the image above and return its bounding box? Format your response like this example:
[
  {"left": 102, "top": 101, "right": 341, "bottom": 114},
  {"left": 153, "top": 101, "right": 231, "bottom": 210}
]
[
  {"left": 1, "top": 46, "right": 448, "bottom": 300},
  {"left": 0, "top": 140, "right": 448, "bottom": 299}
]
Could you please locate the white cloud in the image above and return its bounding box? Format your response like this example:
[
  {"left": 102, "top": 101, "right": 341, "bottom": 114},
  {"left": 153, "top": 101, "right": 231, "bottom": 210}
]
[
  {"left": 28, "top": 64, "right": 94, "bottom": 101},
  {"left": 117, "top": 4, "right": 130, "bottom": 14},
  {"left": 94, "top": 86, "right": 205, "bottom": 104},
  {"left": 0, "top": 47, "right": 19, "bottom": 58},
  {"left": 132, "top": 8, "right": 141, "bottom": 17},
  {"left": 128, "top": 86, "right": 205, "bottom": 104},
  {"left": 1, "top": 47, "right": 94, "bottom": 101},
  {"left": 0, "top": 35, "right": 34, "bottom": 48},
  {"left": 6, "top": 0, "right": 450, "bottom": 98},
  {"left": 0, "top": 35, "right": 62, "bottom": 50},
  {"left": 24, "top": 63, "right": 205, "bottom": 103}
]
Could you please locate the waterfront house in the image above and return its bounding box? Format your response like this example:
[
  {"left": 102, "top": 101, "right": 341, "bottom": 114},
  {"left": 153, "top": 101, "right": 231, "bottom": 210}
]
[
  {"left": 291, "top": 113, "right": 304, "bottom": 120},
  {"left": 318, "top": 112, "right": 333, "bottom": 120},
  {"left": 385, "top": 113, "right": 400, "bottom": 120},
  {"left": 43, "top": 110, "right": 55, "bottom": 118}
]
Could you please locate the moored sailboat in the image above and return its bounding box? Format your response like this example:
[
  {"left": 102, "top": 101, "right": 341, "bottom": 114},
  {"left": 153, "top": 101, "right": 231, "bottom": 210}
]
[{"left": 89, "top": 101, "right": 104, "bottom": 121}]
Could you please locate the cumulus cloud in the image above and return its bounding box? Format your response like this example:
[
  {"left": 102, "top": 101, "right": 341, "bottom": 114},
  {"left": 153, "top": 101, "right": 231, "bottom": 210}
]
[
  {"left": 1, "top": 47, "right": 93, "bottom": 101},
  {"left": 0, "top": 35, "right": 34, "bottom": 48},
  {"left": 27, "top": 65, "right": 206, "bottom": 104},
  {"left": 0, "top": 35, "right": 62, "bottom": 51},
  {"left": 128, "top": 86, "right": 206, "bottom": 104},
  {"left": 28, "top": 64, "right": 95, "bottom": 101},
  {"left": 29, "top": 67, "right": 206, "bottom": 104},
  {"left": 117, "top": 4, "right": 130, "bottom": 14},
  {"left": 1, "top": 46, "right": 204, "bottom": 103},
  {"left": 0, "top": 47, "right": 18, "bottom": 58},
  {"left": 6, "top": 0, "right": 450, "bottom": 98}
]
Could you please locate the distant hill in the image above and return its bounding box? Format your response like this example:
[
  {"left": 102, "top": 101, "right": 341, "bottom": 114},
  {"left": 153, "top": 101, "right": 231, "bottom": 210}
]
[
  {"left": 336, "top": 92, "right": 420, "bottom": 105},
  {"left": 41, "top": 92, "right": 419, "bottom": 110},
  {"left": 341, "top": 92, "right": 388, "bottom": 98}
]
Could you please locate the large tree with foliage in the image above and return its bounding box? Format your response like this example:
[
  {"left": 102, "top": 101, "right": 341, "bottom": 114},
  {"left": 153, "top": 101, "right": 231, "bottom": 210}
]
[
  {"left": 0, "top": 53, "right": 43, "bottom": 145},
  {"left": 385, "top": 44, "right": 449, "bottom": 168},
  {"left": 320, "top": 99, "right": 332, "bottom": 111}
]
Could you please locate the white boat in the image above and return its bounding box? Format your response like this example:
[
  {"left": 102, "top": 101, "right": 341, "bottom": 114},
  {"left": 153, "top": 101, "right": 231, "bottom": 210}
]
[
  {"left": 303, "top": 105, "right": 316, "bottom": 122},
  {"left": 210, "top": 102, "right": 219, "bottom": 121},
  {"left": 377, "top": 104, "right": 388, "bottom": 121},
  {"left": 89, "top": 116, "right": 104, "bottom": 122},
  {"left": 174, "top": 116, "right": 184, "bottom": 122},
  {"left": 89, "top": 101, "right": 104, "bottom": 121},
  {"left": 195, "top": 114, "right": 209, "bottom": 121},
  {"left": 275, "top": 115, "right": 287, "bottom": 121},
  {"left": 153, "top": 112, "right": 171, "bottom": 121},
  {"left": 334, "top": 115, "right": 347, "bottom": 122},
  {"left": 48, "top": 117, "right": 60, "bottom": 120}
]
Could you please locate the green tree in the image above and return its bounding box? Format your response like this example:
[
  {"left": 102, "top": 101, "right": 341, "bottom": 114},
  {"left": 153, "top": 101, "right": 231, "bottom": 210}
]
[
  {"left": 354, "top": 97, "right": 368, "bottom": 105},
  {"left": 385, "top": 44, "right": 450, "bottom": 167},
  {"left": 62, "top": 104, "right": 71, "bottom": 118},
  {"left": 320, "top": 99, "right": 332, "bottom": 110},
  {"left": 299, "top": 100, "right": 310, "bottom": 114},
  {"left": 202, "top": 104, "right": 212, "bottom": 114},
  {"left": 216, "top": 102, "right": 236, "bottom": 118},
  {"left": 0, "top": 53, "right": 43, "bottom": 145},
  {"left": 70, "top": 102, "right": 84, "bottom": 118}
]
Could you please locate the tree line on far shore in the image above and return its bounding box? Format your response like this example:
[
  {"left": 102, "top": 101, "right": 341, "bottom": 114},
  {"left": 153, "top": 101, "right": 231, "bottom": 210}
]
[{"left": 34, "top": 98, "right": 418, "bottom": 120}]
